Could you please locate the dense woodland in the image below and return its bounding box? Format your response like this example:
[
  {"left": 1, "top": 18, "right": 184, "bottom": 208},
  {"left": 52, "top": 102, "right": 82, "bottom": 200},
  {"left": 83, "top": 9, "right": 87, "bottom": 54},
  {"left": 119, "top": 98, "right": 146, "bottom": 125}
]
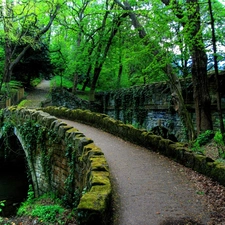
[{"left": 0, "top": 0, "right": 225, "bottom": 140}]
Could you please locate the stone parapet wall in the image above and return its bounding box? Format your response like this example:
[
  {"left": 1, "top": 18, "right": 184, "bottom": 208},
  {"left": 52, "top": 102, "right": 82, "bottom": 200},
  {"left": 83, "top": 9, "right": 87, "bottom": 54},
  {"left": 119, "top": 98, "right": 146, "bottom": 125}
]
[
  {"left": 98, "top": 75, "right": 225, "bottom": 142},
  {"left": 42, "top": 106, "right": 225, "bottom": 187},
  {"left": 0, "top": 107, "right": 111, "bottom": 225}
]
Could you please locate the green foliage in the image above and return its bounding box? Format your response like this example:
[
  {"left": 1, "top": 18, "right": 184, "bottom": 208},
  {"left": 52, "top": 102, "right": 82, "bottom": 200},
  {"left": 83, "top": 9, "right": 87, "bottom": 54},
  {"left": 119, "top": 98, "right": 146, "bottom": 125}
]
[
  {"left": 17, "top": 192, "right": 65, "bottom": 224},
  {"left": 30, "top": 77, "right": 43, "bottom": 87},
  {"left": 0, "top": 80, "right": 22, "bottom": 97},
  {"left": 1, "top": 0, "right": 59, "bottom": 87},
  {"left": 195, "top": 130, "right": 214, "bottom": 146},
  {"left": 31, "top": 204, "right": 64, "bottom": 223},
  {"left": 214, "top": 131, "right": 225, "bottom": 159},
  {"left": 1, "top": 120, "right": 14, "bottom": 158},
  {"left": 192, "top": 130, "right": 214, "bottom": 153},
  {"left": 0, "top": 200, "right": 6, "bottom": 224},
  {"left": 17, "top": 185, "right": 35, "bottom": 215},
  {"left": 0, "top": 0, "right": 224, "bottom": 94},
  {"left": 17, "top": 100, "right": 32, "bottom": 108},
  {"left": 50, "top": 76, "right": 73, "bottom": 89},
  {"left": 27, "top": 184, "right": 35, "bottom": 203},
  {"left": 214, "top": 131, "right": 224, "bottom": 146},
  {"left": 0, "top": 200, "right": 5, "bottom": 213},
  {"left": 17, "top": 120, "right": 57, "bottom": 184}
]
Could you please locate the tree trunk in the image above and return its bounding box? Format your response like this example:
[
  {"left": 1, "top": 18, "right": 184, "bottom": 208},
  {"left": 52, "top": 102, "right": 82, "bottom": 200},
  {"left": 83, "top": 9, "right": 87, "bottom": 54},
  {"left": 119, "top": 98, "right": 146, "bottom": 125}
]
[
  {"left": 72, "top": 74, "right": 79, "bottom": 93},
  {"left": 89, "top": 11, "right": 127, "bottom": 101},
  {"left": 166, "top": 65, "right": 196, "bottom": 140},
  {"left": 89, "top": 67, "right": 101, "bottom": 101},
  {"left": 187, "top": 0, "right": 213, "bottom": 133},
  {"left": 208, "top": 0, "right": 224, "bottom": 136},
  {"left": 191, "top": 47, "right": 213, "bottom": 133},
  {"left": 161, "top": 0, "right": 213, "bottom": 135},
  {"left": 82, "top": 65, "right": 92, "bottom": 91},
  {"left": 117, "top": 62, "right": 123, "bottom": 88}
]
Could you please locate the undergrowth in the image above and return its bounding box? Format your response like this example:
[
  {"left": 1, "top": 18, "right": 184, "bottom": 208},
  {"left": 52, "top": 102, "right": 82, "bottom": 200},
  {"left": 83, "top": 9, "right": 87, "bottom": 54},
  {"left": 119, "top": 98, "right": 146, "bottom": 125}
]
[
  {"left": 31, "top": 77, "right": 43, "bottom": 87},
  {"left": 191, "top": 130, "right": 225, "bottom": 161},
  {"left": 191, "top": 130, "right": 214, "bottom": 154},
  {"left": 50, "top": 76, "right": 73, "bottom": 89},
  {"left": 17, "top": 185, "right": 75, "bottom": 225}
]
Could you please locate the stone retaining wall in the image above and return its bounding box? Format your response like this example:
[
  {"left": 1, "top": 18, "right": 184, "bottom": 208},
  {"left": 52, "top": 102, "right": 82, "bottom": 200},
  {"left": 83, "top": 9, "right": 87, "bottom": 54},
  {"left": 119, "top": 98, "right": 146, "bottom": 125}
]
[
  {"left": 0, "top": 107, "right": 111, "bottom": 225},
  {"left": 42, "top": 106, "right": 225, "bottom": 187}
]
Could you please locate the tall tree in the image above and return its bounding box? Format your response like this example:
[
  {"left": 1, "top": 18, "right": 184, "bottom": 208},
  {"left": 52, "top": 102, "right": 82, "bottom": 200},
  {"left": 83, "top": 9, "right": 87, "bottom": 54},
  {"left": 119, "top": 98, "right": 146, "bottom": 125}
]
[
  {"left": 187, "top": 0, "right": 213, "bottom": 133},
  {"left": 114, "top": 0, "right": 196, "bottom": 140},
  {"left": 208, "top": 0, "right": 225, "bottom": 136},
  {"left": 162, "top": 0, "right": 213, "bottom": 134},
  {"left": 87, "top": 0, "right": 128, "bottom": 101}
]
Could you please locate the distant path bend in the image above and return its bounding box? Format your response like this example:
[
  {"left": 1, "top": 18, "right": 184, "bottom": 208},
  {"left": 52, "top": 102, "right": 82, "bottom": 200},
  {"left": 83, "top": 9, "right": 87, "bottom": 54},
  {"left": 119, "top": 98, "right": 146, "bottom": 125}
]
[{"left": 60, "top": 119, "right": 210, "bottom": 225}]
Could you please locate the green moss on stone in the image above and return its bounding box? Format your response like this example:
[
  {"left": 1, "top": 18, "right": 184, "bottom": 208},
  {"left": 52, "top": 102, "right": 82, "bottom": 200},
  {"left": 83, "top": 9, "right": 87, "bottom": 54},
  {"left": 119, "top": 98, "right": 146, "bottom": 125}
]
[
  {"left": 149, "top": 135, "right": 162, "bottom": 148},
  {"left": 90, "top": 157, "right": 109, "bottom": 172},
  {"left": 65, "top": 127, "right": 80, "bottom": 138},
  {"left": 83, "top": 143, "right": 104, "bottom": 157},
  {"left": 171, "top": 146, "right": 185, "bottom": 161},
  {"left": 158, "top": 139, "right": 174, "bottom": 156},
  {"left": 183, "top": 150, "right": 195, "bottom": 168},
  {"left": 211, "top": 162, "right": 225, "bottom": 186},
  {"left": 90, "top": 171, "right": 110, "bottom": 186},
  {"left": 58, "top": 125, "right": 73, "bottom": 138},
  {"left": 77, "top": 191, "right": 108, "bottom": 212},
  {"left": 90, "top": 185, "right": 111, "bottom": 195},
  {"left": 194, "top": 154, "right": 210, "bottom": 174}
]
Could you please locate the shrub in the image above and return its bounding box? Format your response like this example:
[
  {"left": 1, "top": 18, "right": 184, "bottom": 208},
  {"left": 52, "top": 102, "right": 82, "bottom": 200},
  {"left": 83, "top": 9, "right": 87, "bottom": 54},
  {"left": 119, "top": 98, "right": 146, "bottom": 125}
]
[
  {"left": 214, "top": 131, "right": 224, "bottom": 145},
  {"left": 192, "top": 130, "right": 214, "bottom": 154},
  {"left": 17, "top": 191, "right": 65, "bottom": 224},
  {"left": 214, "top": 131, "right": 225, "bottom": 159}
]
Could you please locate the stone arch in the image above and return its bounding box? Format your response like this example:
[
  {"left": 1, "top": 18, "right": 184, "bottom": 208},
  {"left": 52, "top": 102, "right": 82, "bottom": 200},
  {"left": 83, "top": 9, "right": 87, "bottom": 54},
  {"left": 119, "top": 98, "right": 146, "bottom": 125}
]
[
  {"left": 14, "top": 127, "right": 40, "bottom": 197},
  {"left": 0, "top": 129, "right": 29, "bottom": 216},
  {"left": 151, "top": 125, "right": 178, "bottom": 142},
  {"left": 0, "top": 107, "right": 112, "bottom": 225}
]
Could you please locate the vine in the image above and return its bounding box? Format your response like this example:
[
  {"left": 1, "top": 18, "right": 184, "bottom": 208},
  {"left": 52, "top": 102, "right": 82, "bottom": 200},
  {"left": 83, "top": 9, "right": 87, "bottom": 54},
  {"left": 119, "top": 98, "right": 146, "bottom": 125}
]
[
  {"left": 0, "top": 119, "right": 15, "bottom": 160},
  {"left": 64, "top": 139, "right": 78, "bottom": 206},
  {"left": 18, "top": 120, "right": 39, "bottom": 161},
  {"left": 17, "top": 119, "right": 58, "bottom": 189}
]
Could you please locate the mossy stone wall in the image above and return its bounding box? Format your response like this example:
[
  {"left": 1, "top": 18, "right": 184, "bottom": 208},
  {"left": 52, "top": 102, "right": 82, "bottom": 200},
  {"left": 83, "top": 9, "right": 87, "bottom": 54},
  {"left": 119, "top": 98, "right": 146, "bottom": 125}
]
[
  {"left": 42, "top": 106, "right": 225, "bottom": 187},
  {"left": 0, "top": 107, "right": 111, "bottom": 225}
]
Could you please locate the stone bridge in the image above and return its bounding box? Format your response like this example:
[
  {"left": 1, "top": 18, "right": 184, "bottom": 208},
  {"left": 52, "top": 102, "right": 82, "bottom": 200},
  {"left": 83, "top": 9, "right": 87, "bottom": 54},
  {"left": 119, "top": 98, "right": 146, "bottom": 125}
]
[
  {"left": 51, "top": 74, "right": 225, "bottom": 142},
  {"left": 0, "top": 107, "right": 111, "bottom": 225},
  {"left": 1, "top": 106, "right": 225, "bottom": 224}
]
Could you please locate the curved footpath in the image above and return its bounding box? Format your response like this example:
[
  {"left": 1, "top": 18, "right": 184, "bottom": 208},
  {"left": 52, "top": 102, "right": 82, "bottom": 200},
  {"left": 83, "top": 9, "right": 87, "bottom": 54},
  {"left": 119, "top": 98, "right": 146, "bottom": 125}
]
[
  {"left": 61, "top": 119, "right": 210, "bottom": 225},
  {"left": 23, "top": 80, "right": 218, "bottom": 225}
]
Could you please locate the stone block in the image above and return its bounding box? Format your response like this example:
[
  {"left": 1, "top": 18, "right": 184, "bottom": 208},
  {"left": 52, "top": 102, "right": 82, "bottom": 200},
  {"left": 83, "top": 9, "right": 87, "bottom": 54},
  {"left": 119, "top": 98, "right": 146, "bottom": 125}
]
[
  {"left": 58, "top": 125, "right": 73, "bottom": 138},
  {"left": 90, "top": 157, "right": 109, "bottom": 172},
  {"left": 90, "top": 171, "right": 110, "bottom": 187}
]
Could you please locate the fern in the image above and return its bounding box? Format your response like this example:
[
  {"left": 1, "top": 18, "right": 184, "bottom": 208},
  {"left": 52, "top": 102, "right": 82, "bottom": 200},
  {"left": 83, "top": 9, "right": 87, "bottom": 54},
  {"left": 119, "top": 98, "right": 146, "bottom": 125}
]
[{"left": 0, "top": 80, "right": 22, "bottom": 97}]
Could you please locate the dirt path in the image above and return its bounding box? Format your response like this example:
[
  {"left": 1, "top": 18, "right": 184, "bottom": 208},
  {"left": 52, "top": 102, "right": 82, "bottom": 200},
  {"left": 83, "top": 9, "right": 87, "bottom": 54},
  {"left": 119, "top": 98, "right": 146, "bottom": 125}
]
[{"left": 23, "top": 80, "right": 51, "bottom": 108}]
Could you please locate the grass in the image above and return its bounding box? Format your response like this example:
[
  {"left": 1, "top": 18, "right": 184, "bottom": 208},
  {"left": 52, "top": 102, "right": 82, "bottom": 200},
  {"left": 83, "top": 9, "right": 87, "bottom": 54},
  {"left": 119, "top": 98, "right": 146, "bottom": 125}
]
[
  {"left": 50, "top": 75, "right": 91, "bottom": 100},
  {"left": 50, "top": 76, "right": 73, "bottom": 89},
  {"left": 31, "top": 77, "right": 43, "bottom": 87},
  {"left": 17, "top": 187, "right": 73, "bottom": 225},
  {"left": 17, "top": 99, "right": 32, "bottom": 108},
  {"left": 190, "top": 130, "right": 225, "bottom": 163}
]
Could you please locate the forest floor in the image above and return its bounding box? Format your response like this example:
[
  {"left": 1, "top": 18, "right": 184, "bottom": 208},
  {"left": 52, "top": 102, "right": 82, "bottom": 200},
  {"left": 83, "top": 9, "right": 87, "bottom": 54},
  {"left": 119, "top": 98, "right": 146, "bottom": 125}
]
[{"left": 2, "top": 79, "right": 225, "bottom": 225}]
